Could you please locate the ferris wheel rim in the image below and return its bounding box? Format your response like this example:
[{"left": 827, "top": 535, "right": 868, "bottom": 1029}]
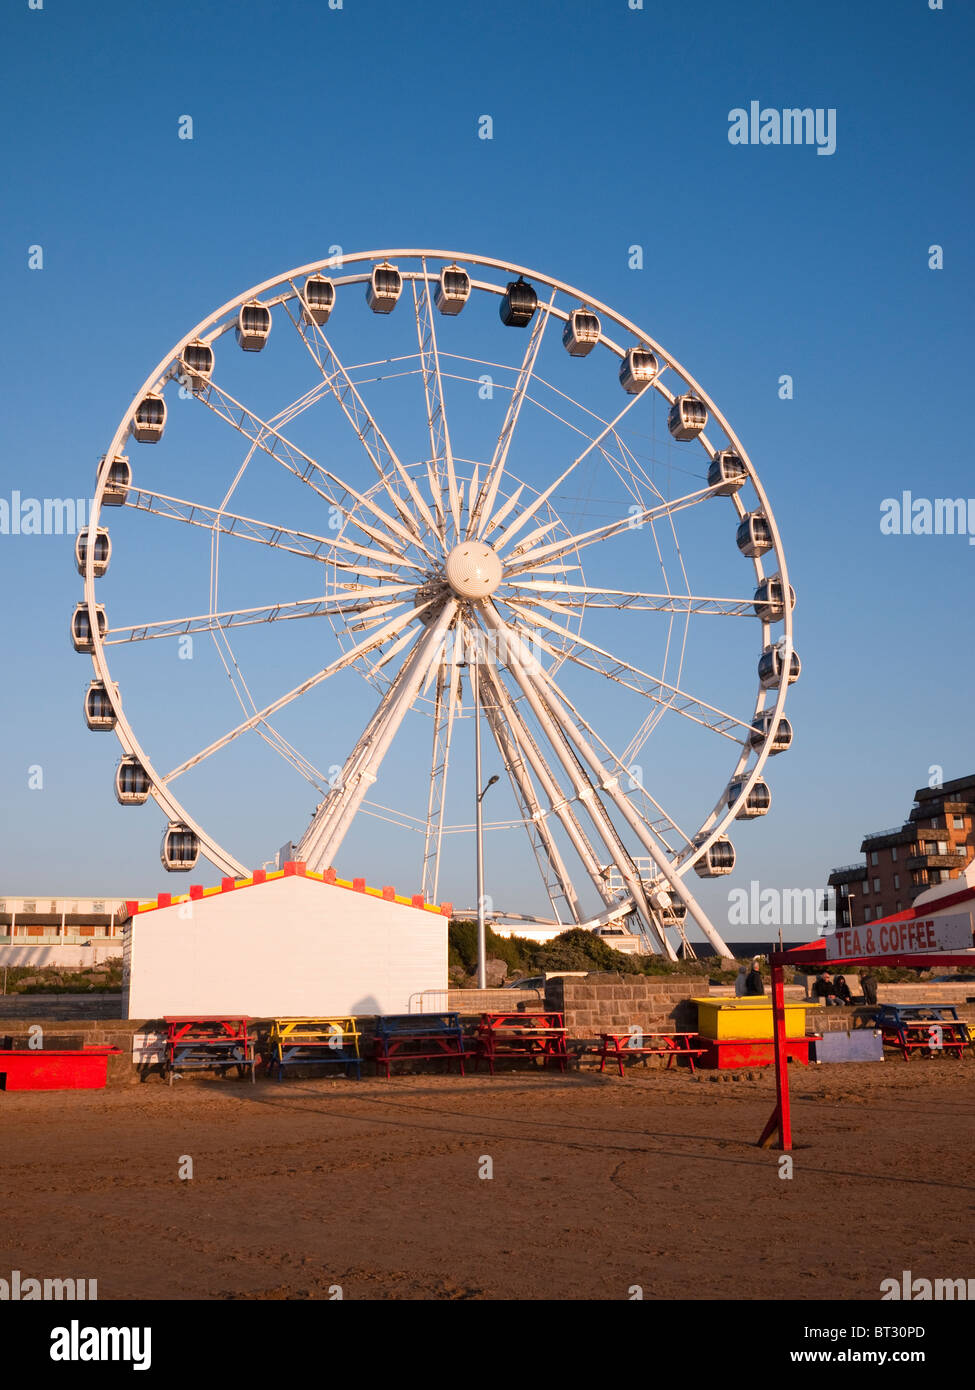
[{"left": 81, "top": 247, "right": 794, "bottom": 905}]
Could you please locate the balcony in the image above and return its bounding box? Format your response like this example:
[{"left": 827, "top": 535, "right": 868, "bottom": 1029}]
[{"left": 906, "top": 852, "right": 967, "bottom": 872}]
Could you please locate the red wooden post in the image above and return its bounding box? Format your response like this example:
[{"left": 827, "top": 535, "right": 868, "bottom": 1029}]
[{"left": 757, "top": 955, "right": 792, "bottom": 1150}]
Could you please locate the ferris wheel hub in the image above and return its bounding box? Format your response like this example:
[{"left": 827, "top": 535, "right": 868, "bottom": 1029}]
[{"left": 444, "top": 540, "right": 503, "bottom": 599}]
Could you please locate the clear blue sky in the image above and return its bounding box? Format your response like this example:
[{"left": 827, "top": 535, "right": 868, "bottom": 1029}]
[{"left": 1, "top": 0, "right": 972, "bottom": 943}]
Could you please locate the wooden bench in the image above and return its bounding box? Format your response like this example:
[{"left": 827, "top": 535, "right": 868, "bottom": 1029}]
[
  {"left": 267, "top": 1017, "right": 362, "bottom": 1080},
  {"left": 373, "top": 1012, "right": 465, "bottom": 1079},
  {"left": 597, "top": 1031, "right": 707, "bottom": 1077},
  {"left": 474, "top": 1011, "right": 568, "bottom": 1076}
]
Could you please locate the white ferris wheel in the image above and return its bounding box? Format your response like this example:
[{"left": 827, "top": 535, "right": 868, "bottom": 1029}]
[{"left": 75, "top": 249, "right": 798, "bottom": 959}]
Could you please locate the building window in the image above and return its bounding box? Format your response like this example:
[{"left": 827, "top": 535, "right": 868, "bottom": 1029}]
[
  {"left": 937, "top": 841, "right": 948, "bottom": 855},
  {"left": 873, "top": 878, "right": 880, "bottom": 893},
  {"left": 891, "top": 847, "right": 898, "bottom": 862},
  {"left": 893, "top": 874, "right": 900, "bottom": 889},
  {"left": 895, "top": 901, "right": 902, "bottom": 912},
  {"left": 23, "top": 901, "right": 36, "bottom": 914},
  {"left": 870, "top": 850, "right": 879, "bottom": 866},
  {"left": 953, "top": 815, "right": 965, "bottom": 830},
  {"left": 864, "top": 906, "right": 872, "bottom": 921}
]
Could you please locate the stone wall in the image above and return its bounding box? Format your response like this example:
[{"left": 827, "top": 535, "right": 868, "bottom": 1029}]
[
  {"left": 544, "top": 974, "right": 703, "bottom": 1038},
  {"left": 447, "top": 987, "right": 542, "bottom": 1015}
]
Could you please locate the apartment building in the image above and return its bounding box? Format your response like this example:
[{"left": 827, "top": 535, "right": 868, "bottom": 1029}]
[{"left": 827, "top": 773, "right": 975, "bottom": 927}]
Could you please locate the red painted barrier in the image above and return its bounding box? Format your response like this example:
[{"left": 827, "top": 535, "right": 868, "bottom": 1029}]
[{"left": 0, "top": 1047, "right": 120, "bottom": 1092}]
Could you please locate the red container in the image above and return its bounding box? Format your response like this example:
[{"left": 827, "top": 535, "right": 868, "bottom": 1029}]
[
  {"left": 0, "top": 1047, "right": 120, "bottom": 1092},
  {"left": 693, "top": 1035, "right": 818, "bottom": 1070}
]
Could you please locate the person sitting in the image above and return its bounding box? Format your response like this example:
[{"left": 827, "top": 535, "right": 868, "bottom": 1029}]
[
  {"left": 831, "top": 974, "right": 854, "bottom": 1006},
  {"left": 812, "top": 970, "right": 845, "bottom": 1006}
]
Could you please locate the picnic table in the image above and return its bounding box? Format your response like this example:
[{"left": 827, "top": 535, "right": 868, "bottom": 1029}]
[
  {"left": 474, "top": 1011, "right": 568, "bottom": 1075},
  {"left": 863, "top": 1003, "right": 973, "bottom": 1060},
  {"left": 267, "top": 1017, "right": 362, "bottom": 1080},
  {"left": 373, "top": 1012, "right": 466, "bottom": 1078},
  {"left": 164, "top": 1016, "right": 256, "bottom": 1085},
  {"left": 598, "top": 1031, "right": 706, "bottom": 1077}
]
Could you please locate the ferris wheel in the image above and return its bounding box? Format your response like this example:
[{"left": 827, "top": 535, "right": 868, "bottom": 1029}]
[{"left": 74, "top": 249, "right": 798, "bottom": 959}]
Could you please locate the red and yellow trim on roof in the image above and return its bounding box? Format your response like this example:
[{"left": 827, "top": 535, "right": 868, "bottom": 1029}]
[{"left": 123, "top": 861, "right": 452, "bottom": 921}]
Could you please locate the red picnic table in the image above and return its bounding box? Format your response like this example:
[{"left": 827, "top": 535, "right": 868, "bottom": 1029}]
[
  {"left": 598, "top": 1031, "right": 706, "bottom": 1076},
  {"left": 474, "top": 1011, "right": 568, "bottom": 1075},
  {"left": 164, "top": 1016, "right": 256, "bottom": 1085}
]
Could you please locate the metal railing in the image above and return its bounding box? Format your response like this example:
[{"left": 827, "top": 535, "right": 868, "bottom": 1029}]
[
  {"left": 408, "top": 990, "right": 449, "bottom": 1014},
  {"left": 861, "top": 825, "right": 910, "bottom": 842}
]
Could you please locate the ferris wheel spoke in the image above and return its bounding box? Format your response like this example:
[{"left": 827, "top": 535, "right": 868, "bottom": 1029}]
[
  {"left": 297, "top": 600, "right": 459, "bottom": 871},
  {"left": 163, "top": 600, "right": 435, "bottom": 784},
  {"left": 421, "top": 615, "right": 466, "bottom": 901},
  {"left": 412, "top": 266, "right": 457, "bottom": 543},
  {"left": 488, "top": 387, "right": 655, "bottom": 552},
  {"left": 470, "top": 288, "right": 557, "bottom": 539},
  {"left": 501, "top": 600, "right": 752, "bottom": 742},
  {"left": 504, "top": 586, "right": 755, "bottom": 617},
  {"left": 480, "top": 481, "right": 525, "bottom": 539},
  {"left": 192, "top": 377, "right": 426, "bottom": 564},
  {"left": 124, "top": 486, "right": 414, "bottom": 577},
  {"left": 290, "top": 314, "right": 443, "bottom": 545},
  {"left": 105, "top": 588, "right": 415, "bottom": 646},
  {"left": 502, "top": 484, "right": 718, "bottom": 574}
]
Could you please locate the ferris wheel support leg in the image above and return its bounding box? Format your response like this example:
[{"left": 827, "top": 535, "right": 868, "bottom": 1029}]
[
  {"left": 479, "top": 665, "right": 583, "bottom": 925},
  {"left": 421, "top": 626, "right": 464, "bottom": 903},
  {"left": 297, "top": 633, "right": 428, "bottom": 861},
  {"left": 501, "top": 617, "right": 734, "bottom": 960},
  {"left": 479, "top": 614, "right": 674, "bottom": 957},
  {"left": 478, "top": 647, "right": 616, "bottom": 913},
  {"left": 298, "top": 602, "right": 458, "bottom": 872}
]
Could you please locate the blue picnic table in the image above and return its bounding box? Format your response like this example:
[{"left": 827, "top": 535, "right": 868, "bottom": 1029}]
[{"left": 861, "top": 1003, "right": 973, "bottom": 1060}]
